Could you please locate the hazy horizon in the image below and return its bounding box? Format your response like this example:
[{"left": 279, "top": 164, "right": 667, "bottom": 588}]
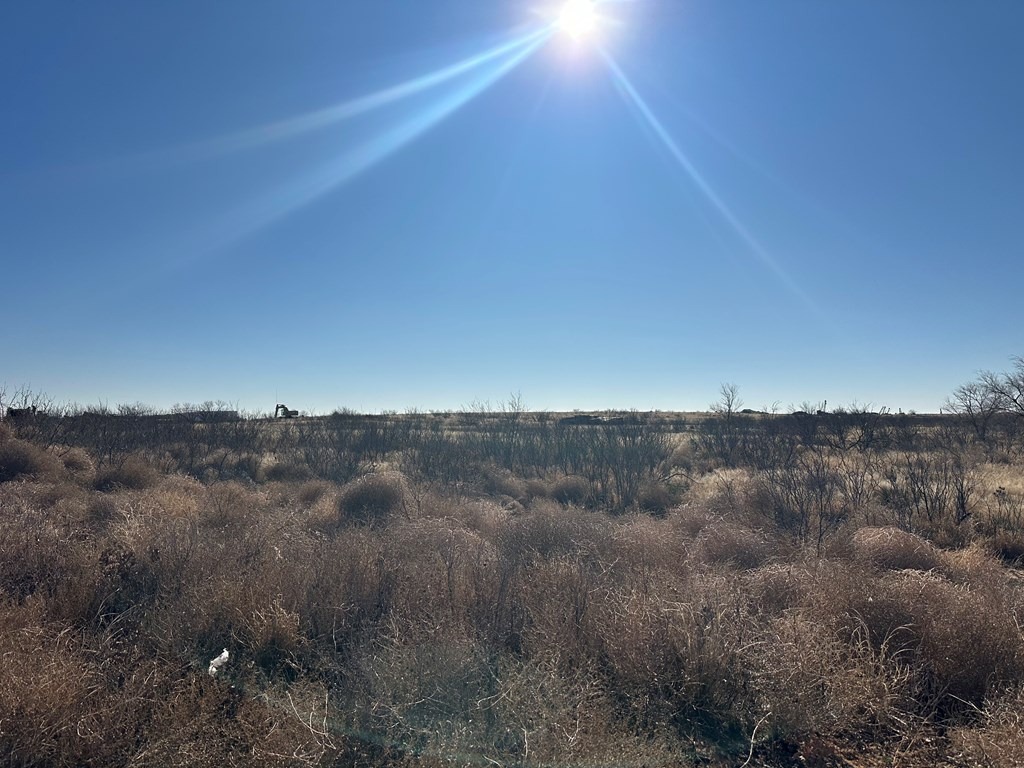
[
  {"left": 4, "top": 1, "right": 1022, "bottom": 415},
  {"left": 0, "top": 382, "right": 963, "bottom": 417}
]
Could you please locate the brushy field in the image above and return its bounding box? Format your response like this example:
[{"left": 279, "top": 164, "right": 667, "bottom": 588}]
[{"left": 1, "top": 389, "right": 1024, "bottom": 766}]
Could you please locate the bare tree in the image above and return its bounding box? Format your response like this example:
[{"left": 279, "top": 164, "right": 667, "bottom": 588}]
[
  {"left": 945, "top": 357, "right": 1024, "bottom": 453},
  {"left": 981, "top": 357, "right": 1024, "bottom": 417},
  {"left": 699, "top": 383, "right": 747, "bottom": 468},
  {"left": 943, "top": 380, "right": 1004, "bottom": 443},
  {"left": 710, "top": 383, "right": 743, "bottom": 419}
]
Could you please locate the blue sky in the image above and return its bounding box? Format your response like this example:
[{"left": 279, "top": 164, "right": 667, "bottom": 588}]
[{"left": 3, "top": 1, "right": 1022, "bottom": 414}]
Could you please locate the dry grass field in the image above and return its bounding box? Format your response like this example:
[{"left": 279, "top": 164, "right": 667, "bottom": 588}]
[{"left": 1, "top": 378, "right": 1024, "bottom": 766}]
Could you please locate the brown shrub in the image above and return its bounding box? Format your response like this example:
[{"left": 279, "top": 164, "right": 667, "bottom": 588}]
[
  {"left": 479, "top": 464, "right": 527, "bottom": 500},
  {"left": 60, "top": 446, "right": 94, "bottom": 475},
  {"left": 86, "top": 493, "right": 119, "bottom": 526},
  {"left": 696, "top": 520, "right": 772, "bottom": 569},
  {"left": 851, "top": 526, "right": 943, "bottom": 572},
  {"left": 132, "top": 475, "right": 204, "bottom": 525},
  {"left": 94, "top": 455, "right": 158, "bottom": 492},
  {"left": 550, "top": 475, "right": 592, "bottom": 506},
  {"left": 261, "top": 460, "right": 313, "bottom": 483},
  {"left": 0, "top": 438, "right": 61, "bottom": 483},
  {"left": 667, "top": 503, "right": 716, "bottom": 538},
  {"left": 498, "top": 502, "right": 611, "bottom": 563},
  {"left": 235, "top": 597, "right": 305, "bottom": 676},
  {"left": 685, "top": 468, "right": 751, "bottom": 509},
  {"left": 336, "top": 471, "right": 408, "bottom": 526},
  {"left": 380, "top": 517, "right": 497, "bottom": 638},
  {"left": 840, "top": 570, "right": 1024, "bottom": 711},
  {"left": 746, "top": 611, "right": 910, "bottom": 739},
  {"left": 524, "top": 478, "right": 549, "bottom": 500},
  {"left": 745, "top": 563, "right": 813, "bottom": 617},
  {"left": 607, "top": 514, "right": 689, "bottom": 585},
  {"left": 298, "top": 529, "right": 387, "bottom": 646},
  {"left": 461, "top": 499, "right": 511, "bottom": 541},
  {"left": 587, "top": 572, "right": 750, "bottom": 733},
  {"left": 0, "top": 604, "right": 122, "bottom": 765},
  {"left": 342, "top": 636, "right": 660, "bottom": 766},
  {"left": 202, "top": 480, "right": 258, "bottom": 527},
  {"left": 0, "top": 598, "right": 335, "bottom": 767},
  {"left": 638, "top": 481, "right": 674, "bottom": 514},
  {"left": 951, "top": 685, "right": 1024, "bottom": 766},
  {"left": 297, "top": 479, "right": 332, "bottom": 507},
  {"left": 9, "top": 479, "right": 87, "bottom": 515},
  {"left": 939, "top": 543, "right": 1007, "bottom": 586},
  {"left": 0, "top": 490, "right": 97, "bottom": 622},
  {"left": 988, "top": 531, "right": 1024, "bottom": 564},
  {"left": 520, "top": 555, "right": 600, "bottom": 660},
  {"left": 908, "top": 575, "right": 1024, "bottom": 709}
]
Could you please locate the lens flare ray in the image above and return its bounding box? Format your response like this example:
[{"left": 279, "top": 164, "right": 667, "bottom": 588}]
[
  {"left": 170, "top": 36, "right": 547, "bottom": 267},
  {"left": 184, "top": 29, "right": 551, "bottom": 159},
  {"left": 80, "top": 28, "right": 549, "bottom": 179},
  {"left": 600, "top": 50, "right": 816, "bottom": 310}
]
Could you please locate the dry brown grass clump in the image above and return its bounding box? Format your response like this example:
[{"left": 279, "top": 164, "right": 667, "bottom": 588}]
[
  {"left": 744, "top": 563, "right": 815, "bottom": 617},
  {"left": 0, "top": 488, "right": 96, "bottom": 616},
  {"left": 86, "top": 493, "right": 120, "bottom": 526},
  {"left": 0, "top": 596, "right": 337, "bottom": 767},
  {"left": 951, "top": 685, "right": 1024, "bottom": 766},
  {"left": 478, "top": 464, "right": 528, "bottom": 500},
  {"left": 298, "top": 529, "right": 387, "bottom": 646},
  {"left": 296, "top": 479, "right": 333, "bottom": 507},
  {"left": 344, "top": 634, "right": 680, "bottom": 768},
  {"left": 0, "top": 602, "right": 127, "bottom": 766},
  {"left": 461, "top": 499, "right": 511, "bottom": 540},
  {"left": 202, "top": 480, "right": 258, "bottom": 527},
  {"left": 938, "top": 542, "right": 1008, "bottom": 585},
  {"left": 695, "top": 520, "right": 772, "bottom": 569},
  {"left": 851, "top": 526, "right": 943, "bottom": 572},
  {"left": 586, "top": 571, "right": 750, "bottom": 737},
  {"left": 380, "top": 517, "right": 497, "bottom": 639},
  {"left": 837, "top": 569, "right": 1024, "bottom": 712},
  {"left": 607, "top": 514, "right": 689, "bottom": 584},
  {"left": 498, "top": 501, "right": 611, "bottom": 563},
  {"left": 0, "top": 437, "right": 62, "bottom": 483},
  {"left": 336, "top": 471, "right": 408, "bottom": 526},
  {"left": 637, "top": 481, "right": 674, "bottom": 514},
  {"left": 59, "top": 446, "right": 94, "bottom": 475},
  {"left": 549, "top": 474, "right": 592, "bottom": 506},
  {"left": 988, "top": 531, "right": 1024, "bottom": 564},
  {"left": 746, "top": 610, "right": 911, "bottom": 740},
  {"left": 260, "top": 459, "right": 313, "bottom": 483},
  {"left": 94, "top": 455, "right": 158, "bottom": 492}
]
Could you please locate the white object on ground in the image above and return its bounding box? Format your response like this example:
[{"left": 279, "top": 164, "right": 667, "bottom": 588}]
[{"left": 208, "top": 648, "right": 229, "bottom": 676}]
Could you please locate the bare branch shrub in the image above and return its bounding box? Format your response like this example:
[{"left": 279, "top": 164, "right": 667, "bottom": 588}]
[
  {"left": 549, "top": 474, "right": 592, "bottom": 506},
  {"left": 880, "top": 449, "right": 980, "bottom": 533}
]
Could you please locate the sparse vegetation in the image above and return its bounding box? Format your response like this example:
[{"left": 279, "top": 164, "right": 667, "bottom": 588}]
[{"left": 1, "top": 376, "right": 1024, "bottom": 766}]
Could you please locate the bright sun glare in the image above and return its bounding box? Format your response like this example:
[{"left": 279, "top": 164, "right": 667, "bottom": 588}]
[{"left": 558, "top": 0, "right": 599, "bottom": 40}]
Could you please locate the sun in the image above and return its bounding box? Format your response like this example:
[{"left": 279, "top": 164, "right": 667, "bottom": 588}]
[{"left": 558, "top": 0, "right": 599, "bottom": 40}]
